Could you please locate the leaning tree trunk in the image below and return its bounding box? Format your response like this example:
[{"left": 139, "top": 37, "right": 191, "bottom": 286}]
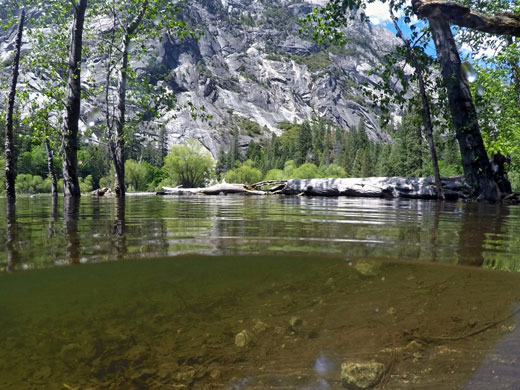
[
  {"left": 63, "top": 0, "right": 87, "bottom": 197},
  {"left": 44, "top": 138, "right": 58, "bottom": 197},
  {"left": 390, "top": 8, "right": 444, "bottom": 199},
  {"left": 4, "top": 9, "right": 25, "bottom": 201},
  {"left": 426, "top": 17, "right": 499, "bottom": 202}
]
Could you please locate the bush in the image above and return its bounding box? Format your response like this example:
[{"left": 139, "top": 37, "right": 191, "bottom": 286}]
[
  {"left": 79, "top": 175, "right": 93, "bottom": 193},
  {"left": 291, "top": 162, "right": 319, "bottom": 179},
  {"left": 163, "top": 139, "right": 215, "bottom": 188},
  {"left": 15, "top": 174, "right": 49, "bottom": 194},
  {"left": 264, "top": 169, "right": 285, "bottom": 181},
  {"left": 318, "top": 164, "right": 346, "bottom": 178},
  {"left": 125, "top": 159, "right": 148, "bottom": 192},
  {"left": 224, "top": 160, "right": 263, "bottom": 184}
]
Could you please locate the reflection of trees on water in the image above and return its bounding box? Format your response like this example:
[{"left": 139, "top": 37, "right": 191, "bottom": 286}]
[
  {"left": 6, "top": 200, "right": 19, "bottom": 272},
  {"left": 112, "top": 197, "right": 127, "bottom": 260},
  {"left": 64, "top": 197, "right": 80, "bottom": 265},
  {"left": 48, "top": 195, "right": 58, "bottom": 238}
]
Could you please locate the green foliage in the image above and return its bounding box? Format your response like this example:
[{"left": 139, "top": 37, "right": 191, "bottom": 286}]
[
  {"left": 15, "top": 174, "right": 51, "bottom": 194},
  {"left": 163, "top": 140, "right": 215, "bottom": 188},
  {"left": 79, "top": 175, "right": 93, "bottom": 193},
  {"left": 224, "top": 160, "right": 263, "bottom": 184},
  {"left": 125, "top": 160, "right": 148, "bottom": 192},
  {"left": 17, "top": 145, "right": 48, "bottom": 177},
  {"left": 264, "top": 169, "right": 285, "bottom": 181},
  {"left": 78, "top": 144, "right": 110, "bottom": 189}
]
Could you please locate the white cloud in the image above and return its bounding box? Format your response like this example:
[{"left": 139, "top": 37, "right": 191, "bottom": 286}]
[{"left": 365, "top": 1, "right": 391, "bottom": 24}]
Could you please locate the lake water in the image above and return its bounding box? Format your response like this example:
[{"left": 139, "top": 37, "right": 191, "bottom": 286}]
[{"left": 1, "top": 195, "right": 520, "bottom": 389}]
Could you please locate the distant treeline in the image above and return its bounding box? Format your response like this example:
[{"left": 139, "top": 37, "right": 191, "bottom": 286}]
[
  {"left": 2, "top": 112, "right": 519, "bottom": 194},
  {"left": 216, "top": 114, "right": 465, "bottom": 184}
]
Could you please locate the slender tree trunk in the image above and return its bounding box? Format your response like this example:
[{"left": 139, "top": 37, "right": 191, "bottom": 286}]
[
  {"left": 44, "top": 138, "right": 58, "bottom": 197},
  {"left": 4, "top": 9, "right": 25, "bottom": 201},
  {"left": 63, "top": 0, "right": 87, "bottom": 197},
  {"left": 112, "top": 36, "right": 130, "bottom": 197},
  {"left": 427, "top": 17, "right": 499, "bottom": 202},
  {"left": 112, "top": 2, "right": 147, "bottom": 197},
  {"left": 390, "top": 8, "right": 444, "bottom": 199}
]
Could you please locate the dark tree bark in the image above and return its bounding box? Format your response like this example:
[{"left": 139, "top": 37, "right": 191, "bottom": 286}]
[
  {"left": 412, "top": 0, "right": 520, "bottom": 36},
  {"left": 63, "top": 0, "right": 87, "bottom": 197},
  {"left": 4, "top": 9, "right": 25, "bottom": 201},
  {"left": 44, "top": 138, "right": 58, "bottom": 197},
  {"left": 390, "top": 8, "right": 444, "bottom": 199},
  {"left": 413, "top": 10, "right": 500, "bottom": 202}
]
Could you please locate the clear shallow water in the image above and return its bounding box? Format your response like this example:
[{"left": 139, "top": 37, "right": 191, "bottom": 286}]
[
  {"left": 2, "top": 195, "right": 520, "bottom": 390},
  {"left": 1, "top": 195, "right": 520, "bottom": 272}
]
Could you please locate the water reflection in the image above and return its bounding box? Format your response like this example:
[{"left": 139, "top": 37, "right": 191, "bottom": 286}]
[
  {"left": 112, "top": 197, "right": 126, "bottom": 260},
  {"left": 0, "top": 195, "right": 519, "bottom": 272},
  {"left": 64, "top": 197, "right": 80, "bottom": 265},
  {"left": 5, "top": 200, "right": 19, "bottom": 272}
]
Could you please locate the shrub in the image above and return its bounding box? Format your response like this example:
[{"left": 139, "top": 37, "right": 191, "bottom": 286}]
[
  {"left": 163, "top": 139, "right": 215, "bottom": 188},
  {"left": 291, "top": 162, "right": 319, "bottom": 179},
  {"left": 224, "top": 160, "right": 263, "bottom": 184},
  {"left": 79, "top": 175, "right": 93, "bottom": 193},
  {"left": 125, "top": 159, "right": 148, "bottom": 192},
  {"left": 264, "top": 169, "right": 285, "bottom": 181}
]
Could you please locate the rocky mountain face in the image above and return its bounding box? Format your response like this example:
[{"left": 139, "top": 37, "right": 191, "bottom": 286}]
[
  {"left": 155, "top": 0, "right": 399, "bottom": 157},
  {"left": 1, "top": 0, "right": 400, "bottom": 158}
]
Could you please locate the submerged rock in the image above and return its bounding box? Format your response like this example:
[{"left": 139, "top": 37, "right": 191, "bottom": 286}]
[
  {"left": 235, "top": 330, "right": 253, "bottom": 347},
  {"left": 340, "top": 361, "right": 385, "bottom": 389},
  {"left": 354, "top": 260, "right": 383, "bottom": 277}
]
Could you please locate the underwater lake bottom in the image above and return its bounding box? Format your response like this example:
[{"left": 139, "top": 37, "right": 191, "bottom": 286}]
[{"left": 1, "top": 254, "right": 520, "bottom": 390}]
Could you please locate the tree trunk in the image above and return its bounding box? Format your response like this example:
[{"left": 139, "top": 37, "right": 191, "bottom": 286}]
[
  {"left": 112, "top": 2, "right": 147, "bottom": 197},
  {"left": 44, "top": 138, "right": 58, "bottom": 197},
  {"left": 63, "top": 0, "right": 87, "bottom": 197},
  {"left": 427, "top": 17, "right": 499, "bottom": 202},
  {"left": 390, "top": 8, "right": 444, "bottom": 199},
  {"left": 4, "top": 9, "right": 25, "bottom": 201},
  {"left": 112, "top": 34, "right": 130, "bottom": 197}
]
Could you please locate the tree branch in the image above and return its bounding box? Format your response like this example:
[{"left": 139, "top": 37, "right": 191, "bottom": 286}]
[{"left": 412, "top": 0, "right": 520, "bottom": 36}]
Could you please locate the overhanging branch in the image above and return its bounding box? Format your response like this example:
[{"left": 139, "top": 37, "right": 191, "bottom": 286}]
[{"left": 412, "top": 0, "right": 520, "bottom": 36}]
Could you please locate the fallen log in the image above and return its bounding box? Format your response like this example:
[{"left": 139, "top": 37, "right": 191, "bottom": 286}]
[
  {"left": 158, "top": 183, "right": 267, "bottom": 196},
  {"left": 156, "top": 176, "right": 472, "bottom": 200},
  {"left": 281, "top": 176, "right": 471, "bottom": 199}
]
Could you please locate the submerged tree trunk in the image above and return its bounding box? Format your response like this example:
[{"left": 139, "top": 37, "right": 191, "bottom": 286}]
[
  {"left": 4, "top": 9, "right": 25, "bottom": 201},
  {"left": 390, "top": 8, "right": 444, "bottom": 199},
  {"left": 63, "top": 0, "right": 87, "bottom": 197},
  {"left": 426, "top": 17, "right": 499, "bottom": 202},
  {"left": 44, "top": 138, "right": 58, "bottom": 197}
]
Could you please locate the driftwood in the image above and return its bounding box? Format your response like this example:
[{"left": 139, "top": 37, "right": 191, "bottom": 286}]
[
  {"left": 281, "top": 176, "right": 470, "bottom": 199},
  {"left": 157, "top": 176, "right": 472, "bottom": 200},
  {"left": 158, "top": 183, "right": 267, "bottom": 196}
]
